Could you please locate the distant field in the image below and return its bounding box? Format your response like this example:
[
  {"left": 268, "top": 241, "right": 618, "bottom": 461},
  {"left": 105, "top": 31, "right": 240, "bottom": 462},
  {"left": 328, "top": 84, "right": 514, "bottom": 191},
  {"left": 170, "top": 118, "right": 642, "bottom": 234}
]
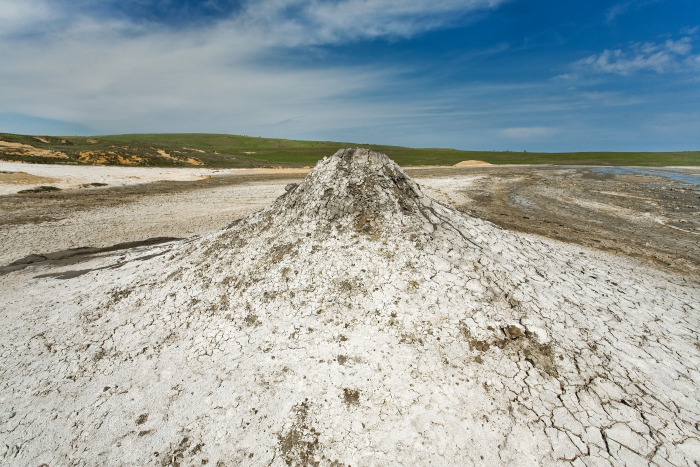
[{"left": 1, "top": 132, "right": 698, "bottom": 167}]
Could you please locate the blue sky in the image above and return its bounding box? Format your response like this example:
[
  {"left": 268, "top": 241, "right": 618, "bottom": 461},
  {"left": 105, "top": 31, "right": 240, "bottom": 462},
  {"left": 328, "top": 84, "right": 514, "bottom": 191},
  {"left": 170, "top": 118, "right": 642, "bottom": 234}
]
[{"left": 0, "top": 0, "right": 698, "bottom": 151}]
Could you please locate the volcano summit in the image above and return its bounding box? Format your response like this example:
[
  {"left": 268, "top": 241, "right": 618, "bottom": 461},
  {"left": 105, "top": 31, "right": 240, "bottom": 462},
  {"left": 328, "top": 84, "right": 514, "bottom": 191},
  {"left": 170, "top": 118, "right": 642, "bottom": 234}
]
[{"left": 1, "top": 149, "right": 699, "bottom": 466}]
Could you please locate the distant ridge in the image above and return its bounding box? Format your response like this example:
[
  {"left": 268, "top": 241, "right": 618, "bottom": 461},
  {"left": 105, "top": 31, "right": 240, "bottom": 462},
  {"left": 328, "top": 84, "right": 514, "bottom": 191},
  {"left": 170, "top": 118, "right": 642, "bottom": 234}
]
[{"left": 1, "top": 132, "right": 699, "bottom": 167}]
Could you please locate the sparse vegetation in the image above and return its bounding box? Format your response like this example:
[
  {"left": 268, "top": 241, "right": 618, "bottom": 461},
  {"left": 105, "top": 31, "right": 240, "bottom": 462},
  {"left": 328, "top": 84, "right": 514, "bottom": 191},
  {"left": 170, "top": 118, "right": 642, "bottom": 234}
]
[{"left": 2, "top": 132, "right": 698, "bottom": 167}]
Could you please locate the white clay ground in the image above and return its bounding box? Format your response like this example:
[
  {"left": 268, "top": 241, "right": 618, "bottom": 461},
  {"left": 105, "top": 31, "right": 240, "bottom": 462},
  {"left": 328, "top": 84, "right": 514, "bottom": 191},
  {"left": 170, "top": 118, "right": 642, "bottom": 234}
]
[
  {"left": 1, "top": 149, "right": 699, "bottom": 466},
  {"left": 0, "top": 161, "right": 312, "bottom": 195}
]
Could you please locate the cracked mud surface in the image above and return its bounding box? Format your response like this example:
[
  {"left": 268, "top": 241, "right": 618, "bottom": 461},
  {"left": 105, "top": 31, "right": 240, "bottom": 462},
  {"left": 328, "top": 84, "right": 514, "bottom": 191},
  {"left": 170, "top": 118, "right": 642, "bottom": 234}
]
[
  {"left": 0, "top": 173, "right": 305, "bottom": 265},
  {"left": 1, "top": 150, "right": 699, "bottom": 466},
  {"left": 408, "top": 165, "right": 700, "bottom": 277},
  {"left": 2, "top": 164, "right": 698, "bottom": 275}
]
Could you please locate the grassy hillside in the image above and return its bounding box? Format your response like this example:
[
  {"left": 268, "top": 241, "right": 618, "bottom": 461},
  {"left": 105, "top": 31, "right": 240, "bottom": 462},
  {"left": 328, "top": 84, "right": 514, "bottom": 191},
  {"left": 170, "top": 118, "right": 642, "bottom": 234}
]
[{"left": 1, "top": 132, "right": 698, "bottom": 167}]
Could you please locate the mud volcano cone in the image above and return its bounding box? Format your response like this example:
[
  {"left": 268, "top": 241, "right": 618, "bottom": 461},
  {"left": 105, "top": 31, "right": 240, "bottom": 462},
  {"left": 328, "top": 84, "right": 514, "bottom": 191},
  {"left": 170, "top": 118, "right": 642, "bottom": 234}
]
[{"left": 1, "top": 149, "right": 699, "bottom": 466}]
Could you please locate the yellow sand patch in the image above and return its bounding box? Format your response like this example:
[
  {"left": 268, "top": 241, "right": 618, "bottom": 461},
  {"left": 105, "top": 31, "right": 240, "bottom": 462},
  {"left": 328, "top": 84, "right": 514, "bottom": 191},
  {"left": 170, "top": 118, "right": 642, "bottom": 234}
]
[
  {"left": 0, "top": 171, "right": 57, "bottom": 185},
  {"left": 86, "top": 139, "right": 99, "bottom": 144},
  {"left": 78, "top": 151, "right": 144, "bottom": 165},
  {"left": 454, "top": 160, "right": 492, "bottom": 167},
  {"left": 33, "top": 137, "right": 51, "bottom": 144},
  {"left": 0, "top": 141, "right": 39, "bottom": 150},
  {"left": 156, "top": 149, "right": 203, "bottom": 165},
  {"left": 182, "top": 147, "right": 206, "bottom": 153},
  {"left": 0, "top": 141, "right": 69, "bottom": 159},
  {"left": 243, "top": 151, "right": 257, "bottom": 154},
  {"left": 78, "top": 151, "right": 108, "bottom": 164},
  {"left": 116, "top": 154, "right": 144, "bottom": 164}
]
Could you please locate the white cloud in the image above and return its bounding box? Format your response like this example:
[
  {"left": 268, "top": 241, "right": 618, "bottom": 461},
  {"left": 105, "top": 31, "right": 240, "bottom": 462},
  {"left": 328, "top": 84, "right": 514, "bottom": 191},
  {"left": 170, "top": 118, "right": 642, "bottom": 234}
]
[
  {"left": 0, "top": 0, "right": 55, "bottom": 33},
  {"left": 0, "top": 0, "right": 47, "bottom": 22},
  {"left": 0, "top": 0, "right": 507, "bottom": 45},
  {"left": 574, "top": 37, "right": 700, "bottom": 75},
  {"left": 0, "top": 0, "right": 511, "bottom": 137},
  {"left": 0, "top": 27, "right": 391, "bottom": 134}
]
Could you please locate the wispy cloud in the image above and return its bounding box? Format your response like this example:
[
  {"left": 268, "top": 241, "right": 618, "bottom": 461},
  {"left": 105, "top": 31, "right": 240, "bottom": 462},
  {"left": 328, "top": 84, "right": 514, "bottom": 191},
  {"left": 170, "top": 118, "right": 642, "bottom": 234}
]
[
  {"left": 573, "top": 37, "right": 700, "bottom": 75},
  {"left": 240, "top": 0, "right": 506, "bottom": 44},
  {"left": 605, "top": 0, "right": 663, "bottom": 22},
  {"left": 605, "top": 2, "right": 632, "bottom": 22},
  {"left": 578, "top": 91, "right": 643, "bottom": 107},
  {"left": 0, "top": 0, "right": 507, "bottom": 45},
  {"left": 0, "top": 0, "right": 510, "bottom": 137}
]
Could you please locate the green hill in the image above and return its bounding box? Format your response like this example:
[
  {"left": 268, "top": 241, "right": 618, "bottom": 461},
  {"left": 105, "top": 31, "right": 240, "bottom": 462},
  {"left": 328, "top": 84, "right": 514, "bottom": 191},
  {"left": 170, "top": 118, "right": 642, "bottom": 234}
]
[{"left": 1, "top": 132, "right": 698, "bottom": 167}]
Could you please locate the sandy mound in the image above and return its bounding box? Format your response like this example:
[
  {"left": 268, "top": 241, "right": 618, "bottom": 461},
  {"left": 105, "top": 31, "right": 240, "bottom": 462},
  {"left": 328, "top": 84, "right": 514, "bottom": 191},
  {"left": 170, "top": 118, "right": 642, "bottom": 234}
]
[
  {"left": 454, "top": 160, "right": 491, "bottom": 167},
  {"left": 0, "top": 149, "right": 698, "bottom": 466},
  {"left": 0, "top": 140, "right": 69, "bottom": 159}
]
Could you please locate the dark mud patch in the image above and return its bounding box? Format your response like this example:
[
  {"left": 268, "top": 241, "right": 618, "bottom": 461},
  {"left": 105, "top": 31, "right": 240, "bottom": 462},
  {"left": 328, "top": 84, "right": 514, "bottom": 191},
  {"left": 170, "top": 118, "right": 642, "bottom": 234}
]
[
  {"left": 34, "top": 267, "right": 108, "bottom": 280},
  {"left": 1, "top": 237, "right": 179, "bottom": 276},
  {"left": 17, "top": 185, "right": 61, "bottom": 194},
  {"left": 521, "top": 342, "right": 557, "bottom": 377},
  {"left": 157, "top": 435, "right": 208, "bottom": 467},
  {"left": 278, "top": 401, "right": 322, "bottom": 467},
  {"left": 244, "top": 313, "right": 261, "bottom": 327},
  {"left": 462, "top": 324, "right": 558, "bottom": 377},
  {"left": 267, "top": 242, "right": 299, "bottom": 264},
  {"left": 343, "top": 388, "right": 360, "bottom": 406}
]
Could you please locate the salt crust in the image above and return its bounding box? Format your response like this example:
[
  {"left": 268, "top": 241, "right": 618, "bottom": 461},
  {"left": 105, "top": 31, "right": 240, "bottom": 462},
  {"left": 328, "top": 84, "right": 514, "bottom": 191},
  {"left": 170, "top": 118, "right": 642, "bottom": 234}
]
[{"left": 1, "top": 149, "right": 699, "bottom": 466}]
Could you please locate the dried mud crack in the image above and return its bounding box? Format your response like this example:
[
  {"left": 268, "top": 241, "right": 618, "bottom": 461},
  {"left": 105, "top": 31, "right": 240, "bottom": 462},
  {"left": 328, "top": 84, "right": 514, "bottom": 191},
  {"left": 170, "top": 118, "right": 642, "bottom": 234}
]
[
  {"left": 1, "top": 149, "right": 699, "bottom": 466},
  {"left": 407, "top": 165, "right": 700, "bottom": 276},
  {"left": 0, "top": 237, "right": 181, "bottom": 276}
]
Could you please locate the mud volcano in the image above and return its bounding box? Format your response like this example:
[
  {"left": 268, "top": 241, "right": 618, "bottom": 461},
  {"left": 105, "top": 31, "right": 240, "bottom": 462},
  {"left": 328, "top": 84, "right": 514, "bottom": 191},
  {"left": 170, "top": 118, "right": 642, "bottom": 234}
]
[{"left": 1, "top": 149, "right": 699, "bottom": 466}]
